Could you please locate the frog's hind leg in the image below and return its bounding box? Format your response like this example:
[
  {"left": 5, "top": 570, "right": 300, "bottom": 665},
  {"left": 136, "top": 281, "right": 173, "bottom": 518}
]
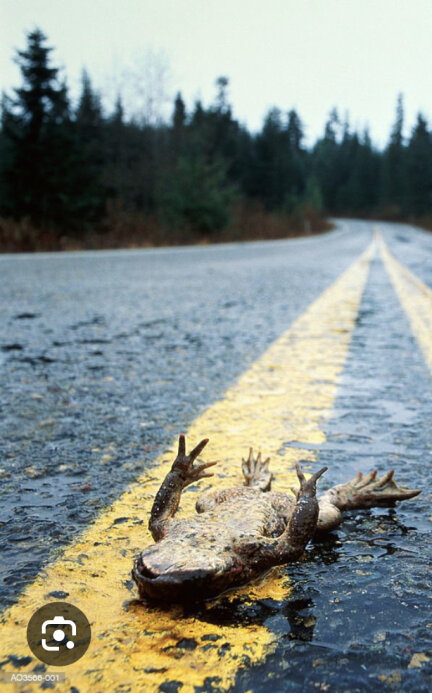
[
  {"left": 317, "top": 469, "right": 421, "bottom": 532},
  {"left": 242, "top": 448, "right": 273, "bottom": 491},
  {"left": 327, "top": 469, "right": 421, "bottom": 510}
]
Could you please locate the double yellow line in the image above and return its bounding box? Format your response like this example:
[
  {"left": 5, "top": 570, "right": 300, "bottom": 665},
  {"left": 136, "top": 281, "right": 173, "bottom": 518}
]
[
  {"left": 1, "top": 230, "right": 430, "bottom": 692},
  {"left": 380, "top": 234, "right": 432, "bottom": 373}
]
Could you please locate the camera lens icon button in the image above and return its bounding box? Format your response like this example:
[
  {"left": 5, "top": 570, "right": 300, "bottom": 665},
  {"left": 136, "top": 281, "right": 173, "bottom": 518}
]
[{"left": 27, "top": 603, "right": 91, "bottom": 666}]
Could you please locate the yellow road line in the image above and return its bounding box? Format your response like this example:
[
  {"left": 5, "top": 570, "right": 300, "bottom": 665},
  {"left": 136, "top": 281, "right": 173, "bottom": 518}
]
[
  {"left": 0, "top": 241, "right": 374, "bottom": 693},
  {"left": 379, "top": 232, "right": 432, "bottom": 373}
]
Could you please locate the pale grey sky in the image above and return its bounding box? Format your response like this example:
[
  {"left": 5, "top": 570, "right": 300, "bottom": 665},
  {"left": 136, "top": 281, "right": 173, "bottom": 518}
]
[{"left": 1, "top": 0, "right": 432, "bottom": 146}]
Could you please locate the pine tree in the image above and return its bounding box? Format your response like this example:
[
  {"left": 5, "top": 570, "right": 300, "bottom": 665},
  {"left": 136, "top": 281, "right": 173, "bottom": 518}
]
[
  {"left": 76, "top": 70, "right": 103, "bottom": 135},
  {"left": 286, "top": 109, "right": 304, "bottom": 152},
  {"left": 157, "top": 154, "right": 236, "bottom": 236},
  {"left": 346, "top": 129, "right": 380, "bottom": 213},
  {"left": 102, "top": 96, "right": 128, "bottom": 204},
  {"left": 381, "top": 94, "right": 406, "bottom": 215},
  {"left": 191, "top": 100, "right": 205, "bottom": 130},
  {"left": 253, "top": 107, "right": 288, "bottom": 210},
  {"left": 335, "top": 120, "right": 361, "bottom": 212},
  {"left": 74, "top": 69, "right": 105, "bottom": 220},
  {"left": 190, "top": 78, "right": 236, "bottom": 163},
  {"left": 1, "top": 29, "right": 79, "bottom": 229},
  {"left": 158, "top": 84, "right": 238, "bottom": 237},
  {"left": 284, "top": 109, "right": 307, "bottom": 209},
  {"left": 172, "top": 92, "right": 186, "bottom": 131},
  {"left": 312, "top": 108, "right": 342, "bottom": 211},
  {"left": 170, "top": 92, "right": 186, "bottom": 157},
  {"left": 214, "top": 76, "right": 231, "bottom": 116},
  {"left": 405, "top": 114, "right": 432, "bottom": 217}
]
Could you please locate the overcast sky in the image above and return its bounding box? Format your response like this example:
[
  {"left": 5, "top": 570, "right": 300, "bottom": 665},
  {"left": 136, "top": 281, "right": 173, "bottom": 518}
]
[{"left": 1, "top": 0, "right": 432, "bottom": 146}]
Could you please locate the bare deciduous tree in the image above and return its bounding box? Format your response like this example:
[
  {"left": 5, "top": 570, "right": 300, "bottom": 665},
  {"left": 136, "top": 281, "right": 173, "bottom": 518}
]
[{"left": 101, "top": 48, "right": 172, "bottom": 126}]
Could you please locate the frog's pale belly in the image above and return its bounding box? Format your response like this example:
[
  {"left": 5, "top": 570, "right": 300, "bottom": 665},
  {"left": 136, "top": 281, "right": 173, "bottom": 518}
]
[
  {"left": 171, "top": 490, "right": 292, "bottom": 542},
  {"left": 132, "top": 436, "right": 421, "bottom": 602},
  {"left": 133, "top": 489, "right": 297, "bottom": 601}
]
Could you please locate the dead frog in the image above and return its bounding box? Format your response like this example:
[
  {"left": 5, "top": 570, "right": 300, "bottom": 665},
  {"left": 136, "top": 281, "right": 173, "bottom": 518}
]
[{"left": 132, "top": 435, "right": 420, "bottom": 602}]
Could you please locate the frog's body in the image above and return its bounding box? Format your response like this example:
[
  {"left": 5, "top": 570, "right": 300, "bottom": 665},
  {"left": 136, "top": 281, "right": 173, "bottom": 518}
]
[{"left": 132, "top": 436, "right": 420, "bottom": 602}]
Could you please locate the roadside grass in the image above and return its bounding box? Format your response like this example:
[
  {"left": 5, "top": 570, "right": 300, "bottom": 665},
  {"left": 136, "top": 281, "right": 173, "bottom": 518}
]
[{"left": 0, "top": 201, "right": 332, "bottom": 253}]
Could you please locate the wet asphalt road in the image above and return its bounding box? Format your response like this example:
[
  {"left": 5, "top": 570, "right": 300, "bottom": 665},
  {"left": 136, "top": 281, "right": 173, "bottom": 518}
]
[{"left": 1, "top": 219, "right": 432, "bottom": 691}]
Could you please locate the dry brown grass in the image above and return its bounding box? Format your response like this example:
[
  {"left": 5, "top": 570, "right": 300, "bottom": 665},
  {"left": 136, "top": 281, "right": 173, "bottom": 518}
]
[
  {"left": 217, "top": 201, "right": 332, "bottom": 243},
  {"left": 0, "top": 217, "right": 53, "bottom": 252},
  {"left": 0, "top": 200, "right": 332, "bottom": 253}
]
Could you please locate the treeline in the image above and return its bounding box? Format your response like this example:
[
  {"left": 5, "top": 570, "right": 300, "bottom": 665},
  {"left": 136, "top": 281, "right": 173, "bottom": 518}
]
[{"left": 1, "top": 29, "right": 432, "bottom": 252}]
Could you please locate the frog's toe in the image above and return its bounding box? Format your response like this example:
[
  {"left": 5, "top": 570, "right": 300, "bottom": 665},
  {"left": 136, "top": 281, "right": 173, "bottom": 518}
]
[
  {"left": 296, "top": 464, "right": 327, "bottom": 496},
  {"left": 336, "top": 469, "right": 421, "bottom": 509},
  {"left": 365, "top": 470, "right": 422, "bottom": 503},
  {"left": 357, "top": 470, "right": 378, "bottom": 488},
  {"left": 242, "top": 448, "right": 272, "bottom": 491}
]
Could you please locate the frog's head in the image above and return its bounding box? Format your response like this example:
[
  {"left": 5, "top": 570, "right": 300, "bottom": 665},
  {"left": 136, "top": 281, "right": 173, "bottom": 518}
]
[{"left": 132, "top": 540, "right": 243, "bottom": 602}]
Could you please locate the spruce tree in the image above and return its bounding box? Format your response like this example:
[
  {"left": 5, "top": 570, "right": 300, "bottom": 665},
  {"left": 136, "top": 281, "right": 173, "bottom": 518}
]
[
  {"left": 157, "top": 154, "right": 236, "bottom": 236},
  {"left": 75, "top": 69, "right": 105, "bottom": 220},
  {"left": 284, "top": 109, "right": 307, "bottom": 208},
  {"left": 381, "top": 94, "right": 406, "bottom": 215},
  {"left": 312, "top": 109, "right": 342, "bottom": 211},
  {"left": 170, "top": 92, "right": 186, "bottom": 157},
  {"left": 103, "top": 96, "right": 128, "bottom": 204},
  {"left": 405, "top": 114, "right": 432, "bottom": 217},
  {"left": 172, "top": 92, "right": 186, "bottom": 131},
  {"left": 286, "top": 109, "right": 304, "bottom": 152},
  {"left": 253, "top": 107, "right": 287, "bottom": 210},
  {"left": 345, "top": 129, "right": 380, "bottom": 213},
  {"left": 1, "top": 29, "right": 78, "bottom": 229}
]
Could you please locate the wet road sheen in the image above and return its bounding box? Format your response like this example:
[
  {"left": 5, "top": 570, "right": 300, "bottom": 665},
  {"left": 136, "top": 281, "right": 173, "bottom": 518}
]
[{"left": 1, "top": 220, "right": 432, "bottom": 691}]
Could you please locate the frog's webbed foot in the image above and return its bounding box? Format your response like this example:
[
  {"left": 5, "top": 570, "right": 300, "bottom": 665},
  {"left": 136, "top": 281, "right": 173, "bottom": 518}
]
[
  {"left": 242, "top": 448, "right": 273, "bottom": 491},
  {"left": 331, "top": 469, "right": 421, "bottom": 510}
]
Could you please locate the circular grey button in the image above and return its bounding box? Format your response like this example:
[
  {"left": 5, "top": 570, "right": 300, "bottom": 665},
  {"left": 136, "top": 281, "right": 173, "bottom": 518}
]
[{"left": 27, "top": 602, "right": 91, "bottom": 666}]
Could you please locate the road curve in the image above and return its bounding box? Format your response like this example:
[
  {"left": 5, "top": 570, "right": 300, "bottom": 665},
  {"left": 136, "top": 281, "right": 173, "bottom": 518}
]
[{"left": 0, "top": 220, "right": 431, "bottom": 692}]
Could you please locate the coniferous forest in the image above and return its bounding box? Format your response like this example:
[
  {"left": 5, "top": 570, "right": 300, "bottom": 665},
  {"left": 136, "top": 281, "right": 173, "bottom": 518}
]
[{"left": 1, "top": 29, "right": 432, "bottom": 252}]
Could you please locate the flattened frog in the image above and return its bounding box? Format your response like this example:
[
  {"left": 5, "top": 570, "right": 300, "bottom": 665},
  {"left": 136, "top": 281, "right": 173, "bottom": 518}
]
[{"left": 132, "top": 435, "right": 420, "bottom": 602}]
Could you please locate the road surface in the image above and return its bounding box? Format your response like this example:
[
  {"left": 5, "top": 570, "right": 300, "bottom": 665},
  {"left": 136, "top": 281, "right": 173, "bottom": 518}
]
[{"left": 0, "top": 220, "right": 431, "bottom": 692}]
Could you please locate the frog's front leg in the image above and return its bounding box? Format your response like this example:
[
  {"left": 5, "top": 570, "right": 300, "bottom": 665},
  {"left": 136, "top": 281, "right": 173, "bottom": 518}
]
[{"left": 149, "top": 434, "right": 216, "bottom": 541}]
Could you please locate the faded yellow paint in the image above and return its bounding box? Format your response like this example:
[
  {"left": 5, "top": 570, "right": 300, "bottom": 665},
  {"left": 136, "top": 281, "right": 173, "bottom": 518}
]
[
  {"left": 379, "top": 233, "right": 432, "bottom": 373},
  {"left": 0, "top": 241, "right": 374, "bottom": 693}
]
